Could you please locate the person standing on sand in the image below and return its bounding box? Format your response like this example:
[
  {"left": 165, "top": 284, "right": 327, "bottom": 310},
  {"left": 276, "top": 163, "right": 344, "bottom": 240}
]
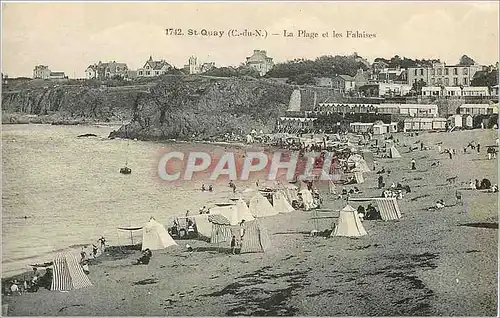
[
  {"left": 231, "top": 236, "right": 236, "bottom": 254},
  {"left": 448, "top": 150, "right": 453, "bottom": 159},
  {"left": 80, "top": 247, "right": 87, "bottom": 262},
  {"left": 411, "top": 158, "right": 416, "bottom": 170},
  {"left": 239, "top": 220, "right": 246, "bottom": 247},
  {"left": 477, "top": 144, "right": 481, "bottom": 153},
  {"left": 438, "top": 145, "right": 442, "bottom": 153}
]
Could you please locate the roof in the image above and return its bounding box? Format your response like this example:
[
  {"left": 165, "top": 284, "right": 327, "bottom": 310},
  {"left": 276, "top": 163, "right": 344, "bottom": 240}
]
[
  {"left": 246, "top": 50, "right": 273, "bottom": 63},
  {"left": 459, "top": 104, "right": 493, "bottom": 108},
  {"left": 462, "top": 86, "right": 489, "bottom": 91},
  {"left": 144, "top": 58, "right": 172, "bottom": 70},
  {"left": 50, "top": 72, "right": 65, "bottom": 76},
  {"left": 336, "top": 75, "right": 355, "bottom": 81},
  {"left": 208, "top": 214, "right": 231, "bottom": 225},
  {"left": 404, "top": 117, "right": 447, "bottom": 123}
]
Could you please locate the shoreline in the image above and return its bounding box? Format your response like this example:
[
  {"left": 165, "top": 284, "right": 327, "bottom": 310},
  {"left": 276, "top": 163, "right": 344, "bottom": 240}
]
[{"left": 2, "top": 128, "right": 497, "bottom": 315}]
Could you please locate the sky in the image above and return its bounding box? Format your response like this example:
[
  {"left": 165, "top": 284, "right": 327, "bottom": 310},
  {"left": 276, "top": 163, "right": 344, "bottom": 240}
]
[{"left": 2, "top": 1, "right": 499, "bottom": 78}]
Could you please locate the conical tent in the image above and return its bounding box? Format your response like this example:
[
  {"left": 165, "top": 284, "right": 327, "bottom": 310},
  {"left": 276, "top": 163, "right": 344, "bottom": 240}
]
[
  {"left": 332, "top": 205, "right": 367, "bottom": 237},
  {"left": 51, "top": 253, "right": 93, "bottom": 291},
  {"left": 299, "top": 188, "right": 315, "bottom": 210},
  {"left": 240, "top": 220, "right": 272, "bottom": 253},
  {"left": 142, "top": 218, "right": 178, "bottom": 251},
  {"left": 389, "top": 146, "right": 402, "bottom": 158},
  {"left": 355, "top": 159, "right": 371, "bottom": 173},
  {"left": 211, "top": 202, "right": 255, "bottom": 226},
  {"left": 329, "top": 178, "right": 337, "bottom": 194},
  {"left": 272, "top": 191, "right": 295, "bottom": 213},
  {"left": 249, "top": 192, "right": 278, "bottom": 217},
  {"left": 235, "top": 198, "right": 256, "bottom": 223}
]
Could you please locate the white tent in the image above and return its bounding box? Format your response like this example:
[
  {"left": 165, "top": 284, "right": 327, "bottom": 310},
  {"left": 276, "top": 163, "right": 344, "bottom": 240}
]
[
  {"left": 272, "top": 190, "right": 295, "bottom": 213},
  {"left": 249, "top": 192, "right": 279, "bottom": 217},
  {"left": 354, "top": 171, "right": 364, "bottom": 184},
  {"left": 51, "top": 253, "right": 93, "bottom": 291},
  {"left": 188, "top": 214, "right": 213, "bottom": 238},
  {"left": 332, "top": 205, "right": 367, "bottom": 237},
  {"left": 329, "top": 179, "right": 337, "bottom": 194},
  {"left": 142, "top": 217, "right": 178, "bottom": 251},
  {"left": 389, "top": 146, "right": 402, "bottom": 158},
  {"left": 210, "top": 201, "right": 255, "bottom": 226},
  {"left": 299, "top": 188, "right": 315, "bottom": 210}
]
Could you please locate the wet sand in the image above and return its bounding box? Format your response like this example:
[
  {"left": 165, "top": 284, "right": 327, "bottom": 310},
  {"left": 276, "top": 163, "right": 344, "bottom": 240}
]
[{"left": 3, "top": 130, "right": 498, "bottom": 316}]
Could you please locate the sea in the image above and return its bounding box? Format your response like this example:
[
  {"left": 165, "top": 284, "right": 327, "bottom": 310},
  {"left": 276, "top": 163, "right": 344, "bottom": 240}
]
[{"left": 2, "top": 124, "right": 257, "bottom": 278}]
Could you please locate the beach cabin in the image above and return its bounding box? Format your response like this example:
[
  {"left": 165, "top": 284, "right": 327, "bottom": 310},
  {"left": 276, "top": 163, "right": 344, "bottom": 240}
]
[
  {"left": 462, "top": 114, "right": 473, "bottom": 129},
  {"left": 404, "top": 117, "right": 446, "bottom": 132},
  {"left": 447, "top": 115, "right": 463, "bottom": 129},
  {"left": 372, "top": 121, "right": 398, "bottom": 135},
  {"left": 349, "top": 122, "right": 373, "bottom": 134}
]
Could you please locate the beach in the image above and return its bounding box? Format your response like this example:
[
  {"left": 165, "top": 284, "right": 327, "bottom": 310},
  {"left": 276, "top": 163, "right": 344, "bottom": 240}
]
[{"left": 2, "top": 126, "right": 497, "bottom": 316}]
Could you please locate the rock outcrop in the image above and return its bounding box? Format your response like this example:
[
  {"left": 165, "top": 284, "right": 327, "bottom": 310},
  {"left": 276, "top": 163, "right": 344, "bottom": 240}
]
[{"left": 108, "top": 76, "right": 294, "bottom": 141}]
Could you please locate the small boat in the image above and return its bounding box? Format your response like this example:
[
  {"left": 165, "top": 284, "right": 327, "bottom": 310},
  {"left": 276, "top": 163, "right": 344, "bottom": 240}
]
[{"left": 120, "top": 167, "right": 132, "bottom": 174}]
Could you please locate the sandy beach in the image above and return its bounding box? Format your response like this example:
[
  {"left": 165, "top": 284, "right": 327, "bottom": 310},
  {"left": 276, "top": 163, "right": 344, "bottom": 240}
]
[{"left": 3, "top": 129, "right": 498, "bottom": 316}]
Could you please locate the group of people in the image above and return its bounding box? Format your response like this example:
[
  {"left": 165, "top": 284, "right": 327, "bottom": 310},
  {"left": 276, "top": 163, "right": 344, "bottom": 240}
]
[
  {"left": 357, "top": 203, "right": 381, "bottom": 220},
  {"left": 134, "top": 248, "right": 152, "bottom": 265},
  {"left": 4, "top": 267, "right": 53, "bottom": 296},
  {"left": 201, "top": 184, "right": 214, "bottom": 192},
  {"left": 469, "top": 178, "right": 497, "bottom": 192}
]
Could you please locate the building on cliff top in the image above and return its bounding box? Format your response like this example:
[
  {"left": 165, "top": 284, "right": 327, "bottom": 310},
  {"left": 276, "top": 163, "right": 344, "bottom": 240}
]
[
  {"left": 137, "top": 56, "right": 173, "bottom": 77},
  {"left": 86, "top": 61, "right": 129, "bottom": 79},
  {"left": 245, "top": 50, "right": 274, "bottom": 76},
  {"left": 33, "top": 65, "right": 67, "bottom": 80},
  {"left": 184, "top": 56, "right": 216, "bottom": 75}
]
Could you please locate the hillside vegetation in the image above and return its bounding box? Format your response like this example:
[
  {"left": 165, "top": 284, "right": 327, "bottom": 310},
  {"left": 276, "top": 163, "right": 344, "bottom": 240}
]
[{"left": 109, "top": 76, "right": 294, "bottom": 141}]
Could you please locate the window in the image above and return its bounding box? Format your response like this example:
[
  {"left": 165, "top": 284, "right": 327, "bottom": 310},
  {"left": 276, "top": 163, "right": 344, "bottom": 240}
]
[
  {"left": 431, "top": 69, "right": 435, "bottom": 75},
  {"left": 453, "top": 78, "right": 458, "bottom": 85},
  {"left": 454, "top": 68, "right": 458, "bottom": 75},
  {"left": 420, "top": 69, "right": 424, "bottom": 75},
  {"left": 444, "top": 78, "right": 449, "bottom": 85},
  {"left": 444, "top": 68, "right": 449, "bottom": 75},
  {"left": 138, "top": 71, "right": 143, "bottom": 75},
  {"left": 431, "top": 78, "right": 435, "bottom": 84},
  {"left": 463, "top": 68, "right": 468, "bottom": 75},
  {"left": 463, "top": 77, "right": 468, "bottom": 85},
  {"left": 437, "top": 69, "right": 442, "bottom": 75},
  {"left": 146, "top": 71, "right": 150, "bottom": 75},
  {"left": 155, "top": 71, "right": 159, "bottom": 75}
]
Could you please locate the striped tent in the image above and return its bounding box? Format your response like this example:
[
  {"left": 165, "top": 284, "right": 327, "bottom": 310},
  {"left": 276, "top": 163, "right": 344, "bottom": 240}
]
[
  {"left": 51, "top": 253, "right": 92, "bottom": 291},
  {"left": 348, "top": 197, "right": 403, "bottom": 221},
  {"left": 240, "top": 220, "right": 271, "bottom": 254},
  {"left": 374, "top": 197, "right": 402, "bottom": 220},
  {"left": 354, "top": 171, "right": 364, "bottom": 184},
  {"left": 208, "top": 215, "right": 232, "bottom": 244}
]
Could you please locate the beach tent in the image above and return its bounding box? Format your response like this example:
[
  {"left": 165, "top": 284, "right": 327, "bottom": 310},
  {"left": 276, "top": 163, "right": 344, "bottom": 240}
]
[
  {"left": 375, "top": 198, "right": 402, "bottom": 220},
  {"left": 208, "top": 215, "right": 233, "bottom": 244},
  {"left": 329, "top": 178, "right": 337, "bottom": 194},
  {"left": 331, "top": 205, "right": 367, "bottom": 237},
  {"left": 51, "top": 253, "right": 93, "bottom": 291},
  {"left": 249, "top": 192, "right": 278, "bottom": 217},
  {"left": 355, "top": 159, "right": 371, "bottom": 173},
  {"left": 211, "top": 201, "right": 255, "bottom": 226},
  {"left": 272, "top": 191, "right": 295, "bottom": 213},
  {"left": 354, "top": 171, "right": 365, "bottom": 184},
  {"left": 188, "top": 214, "right": 213, "bottom": 238},
  {"left": 389, "top": 146, "right": 402, "bottom": 158},
  {"left": 142, "top": 217, "right": 178, "bottom": 251},
  {"left": 299, "top": 188, "right": 315, "bottom": 210},
  {"left": 240, "top": 220, "right": 272, "bottom": 254},
  {"left": 349, "top": 197, "right": 402, "bottom": 221},
  {"left": 362, "top": 151, "right": 375, "bottom": 169}
]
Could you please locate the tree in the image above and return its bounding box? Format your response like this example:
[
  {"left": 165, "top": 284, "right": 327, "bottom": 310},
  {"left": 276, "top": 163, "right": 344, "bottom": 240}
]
[
  {"left": 412, "top": 79, "right": 427, "bottom": 94},
  {"left": 471, "top": 70, "right": 498, "bottom": 88},
  {"left": 459, "top": 55, "right": 476, "bottom": 66}
]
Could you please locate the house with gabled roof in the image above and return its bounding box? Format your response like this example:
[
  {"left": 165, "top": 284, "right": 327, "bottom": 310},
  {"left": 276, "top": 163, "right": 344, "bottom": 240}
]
[
  {"left": 85, "top": 61, "right": 128, "bottom": 79},
  {"left": 332, "top": 75, "right": 355, "bottom": 93},
  {"left": 137, "top": 56, "right": 172, "bottom": 77}
]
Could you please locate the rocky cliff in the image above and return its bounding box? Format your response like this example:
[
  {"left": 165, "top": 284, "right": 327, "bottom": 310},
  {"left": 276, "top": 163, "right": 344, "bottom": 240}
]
[
  {"left": 108, "top": 76, "right": 294, "bottom": 141},
  {"left": 2, "top": 83, "right": 149, "bottom": 123}
]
